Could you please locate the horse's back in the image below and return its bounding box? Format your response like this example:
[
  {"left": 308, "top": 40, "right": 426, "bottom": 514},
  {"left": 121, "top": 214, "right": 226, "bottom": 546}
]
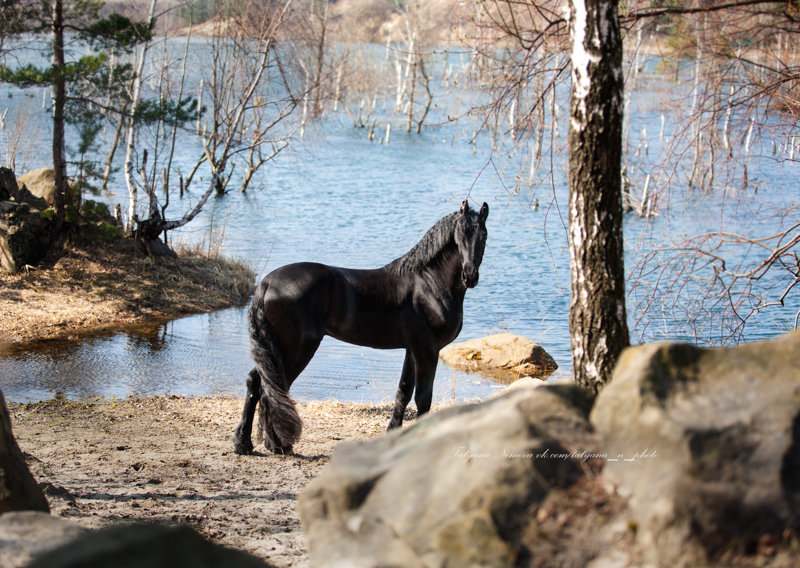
[
  {"left": 262, "top": 262, "right": 329, "bottom": 294},
  {"left": 256, "top": 261, "right": 413, "bottom": 349}
]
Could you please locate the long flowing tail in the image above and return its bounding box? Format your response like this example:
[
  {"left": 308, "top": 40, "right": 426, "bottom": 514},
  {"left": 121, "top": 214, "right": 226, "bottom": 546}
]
[{"left": 249, "top": 284, "right": 302, "bottom": 449}]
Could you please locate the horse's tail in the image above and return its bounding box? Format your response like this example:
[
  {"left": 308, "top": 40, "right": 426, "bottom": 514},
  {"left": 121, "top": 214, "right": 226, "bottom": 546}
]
[{"left": 249, "top": 283, "right": 302, "bottom": 449}]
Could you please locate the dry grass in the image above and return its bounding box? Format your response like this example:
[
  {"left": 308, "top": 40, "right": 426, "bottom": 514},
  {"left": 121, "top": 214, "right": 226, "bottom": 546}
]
[{"left": 0, "top": 239, "right": 256, "bottom": 342}]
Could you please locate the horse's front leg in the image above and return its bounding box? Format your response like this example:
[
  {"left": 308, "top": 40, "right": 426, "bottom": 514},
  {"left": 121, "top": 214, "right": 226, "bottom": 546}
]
[
  {"left": 412, "top": 348, "right": 439, "bottom": 418},
  {"left": 233, "top": 369, "right": 261, "bottom": 455},
  {"left": 388, "top": 351, "right": 415, "bottom": 430}
]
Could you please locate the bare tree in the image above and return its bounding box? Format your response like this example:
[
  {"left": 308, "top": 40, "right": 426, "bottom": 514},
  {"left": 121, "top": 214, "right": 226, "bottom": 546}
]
[
  {"left": 462, "top": 0, "right": 629, "bottom": 390},
  {"left": 467, "top": 0, "right": 799, "bottom": 352},
  {"left": 122, "top": 0, "right": 298, "bottom": 251},
  {"left": 621, "top": 0, "right": 800, "bottom": 343}
]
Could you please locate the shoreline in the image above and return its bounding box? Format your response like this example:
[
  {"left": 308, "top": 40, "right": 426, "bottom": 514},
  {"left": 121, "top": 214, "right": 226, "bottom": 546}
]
[
  {"left": 1, "top": 239, "right": 385, "bottom": 566},
  {"left": 0, "top": 238, "right": 256, "bottom": 343}
]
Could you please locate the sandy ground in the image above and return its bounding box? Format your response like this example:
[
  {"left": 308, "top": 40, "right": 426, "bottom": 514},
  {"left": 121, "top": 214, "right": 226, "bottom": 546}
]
[
  {"left": 0, "top": 238, "right": 394, "bottom": 565},
  {"left": 8, "top": 396, "right": 398, "bottom": 567}
]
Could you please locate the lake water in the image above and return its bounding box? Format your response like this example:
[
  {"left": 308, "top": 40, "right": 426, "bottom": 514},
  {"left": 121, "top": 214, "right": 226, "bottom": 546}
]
[
  {"left": 1, "top": 48, "right": 798, "bottom": 404},
  {"left": 2, "top": 128, "right": 574, "bottom": 404}
]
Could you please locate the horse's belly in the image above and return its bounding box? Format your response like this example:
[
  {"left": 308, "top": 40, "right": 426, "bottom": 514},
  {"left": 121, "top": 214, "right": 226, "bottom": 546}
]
[{"left": 325, "top": 317, "right": 405, "bottom": 350}]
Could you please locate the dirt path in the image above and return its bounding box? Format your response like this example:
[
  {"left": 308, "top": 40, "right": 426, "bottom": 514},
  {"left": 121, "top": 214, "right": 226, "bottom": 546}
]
[{"left": 9, "top": 396, "right": 395, "bottom": 567}]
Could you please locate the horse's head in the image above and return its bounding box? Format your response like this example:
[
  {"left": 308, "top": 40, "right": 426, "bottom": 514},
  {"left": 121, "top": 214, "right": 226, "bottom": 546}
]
[{"left": 454, "top": 200, "right": 489, "bottom": 288}]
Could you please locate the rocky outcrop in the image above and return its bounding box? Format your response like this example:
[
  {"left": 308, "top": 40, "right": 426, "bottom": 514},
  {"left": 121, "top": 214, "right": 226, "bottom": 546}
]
[
  {"left": 0, "top": 167, "right": 47, "bottom": 209},
  {"left": 298, "top": 384, "right": 597, "bottom": 566},
  {"left": 0, "top": 512, "right": 84, "bottom": 568},
  {"left": 0, "top": 201, "right": 52, "bottom": 273},
  {"left": 17, "top": 167, "right": 80, "bottom": 209},
  {"left": 301, "top": 330, "right": 800, "bottom": 567},
  {"left": 590, "top": 330, "right": 800, "bottom": 566},
  {"left": 0, "top": 168, "right": 54, "bottom": 273},
  {"left": 26, "top": 523, "right": 272, "bottom": 568},
  {"left": 0, "top": 388, "right": 49, "bottom": 515},
  {"left": 439, "top": 333, "right": 558, "bottom": 382}
]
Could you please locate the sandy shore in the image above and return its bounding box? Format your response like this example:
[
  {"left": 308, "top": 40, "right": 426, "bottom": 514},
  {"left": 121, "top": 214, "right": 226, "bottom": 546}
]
[{"left": 9, "top": 396, "right": 399, "bottom": 567}]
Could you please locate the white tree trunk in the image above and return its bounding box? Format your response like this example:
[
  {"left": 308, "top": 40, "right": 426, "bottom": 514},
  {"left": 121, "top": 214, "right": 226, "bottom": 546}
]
[{"left": 567, "top": 0, "right": 630, "bottom": 394}]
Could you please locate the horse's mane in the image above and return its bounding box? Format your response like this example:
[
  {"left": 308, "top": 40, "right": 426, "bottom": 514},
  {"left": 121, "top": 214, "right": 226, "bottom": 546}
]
[{"left": 386, "top": 211, "right": 460, "bottom": 275}]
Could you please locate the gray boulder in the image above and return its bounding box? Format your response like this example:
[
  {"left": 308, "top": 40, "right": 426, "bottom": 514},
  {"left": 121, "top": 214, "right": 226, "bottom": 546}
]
[
  {"left": 17, "top": 167, "right": 80, "bottom": 209},
  {"left": 0, "top": 512, "right": 83, "bottom": 568},
  {"left": 591, "top": 331, "right": 800, "bottom": 566},
  {"left": 27, "top": 523, "right": 271, "bottom": 568},
  {"left": 0, "top": 201, "right": 52, "bottom": 273},
  {"left": 0, "top": 167, "right": 47, "bottom": 209},
  {"left": 299, "top": 384, "right": 596, "bottom": 567}
]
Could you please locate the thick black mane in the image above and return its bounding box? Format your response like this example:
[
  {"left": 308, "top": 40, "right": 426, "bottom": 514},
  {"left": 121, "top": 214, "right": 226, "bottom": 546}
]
[{"left": 386, "top": 211, "right": 460, "bottom": 275}]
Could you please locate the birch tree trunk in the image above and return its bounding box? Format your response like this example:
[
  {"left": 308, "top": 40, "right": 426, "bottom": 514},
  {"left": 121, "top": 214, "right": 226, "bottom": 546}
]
[
  {"left": 123, "top": 0, "right": 157, "bottom": 234},
  {"left": 567, "top": 0, "right": 629, "bottom": 394}
]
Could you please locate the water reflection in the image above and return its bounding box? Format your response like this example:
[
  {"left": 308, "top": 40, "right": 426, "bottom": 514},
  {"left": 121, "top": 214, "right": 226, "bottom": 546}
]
[{"left": 0, "top": 310, "right": 509, "bottom": 403}]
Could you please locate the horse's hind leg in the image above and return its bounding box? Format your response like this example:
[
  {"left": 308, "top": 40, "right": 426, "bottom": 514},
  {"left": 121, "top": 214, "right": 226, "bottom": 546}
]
[
  {"left": 257, "top": 396, "right": 292, "bottom": 454},
  {"left": 233, "top": 369, "right": 261, "bottom": 455},
  {"left": 388, "top": 351, "right": 415, "bottom": 429},
  {"left": 260, "top": 333, "right": 323, "bottom": 455}
]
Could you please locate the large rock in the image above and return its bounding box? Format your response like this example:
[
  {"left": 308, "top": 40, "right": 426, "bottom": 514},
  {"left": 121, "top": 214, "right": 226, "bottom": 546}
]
[
  {"left": 591, "top": 331, "right": 800, "bottom": 566},
  {"left": 0, "top": 201, "right": 52, "bottom": 273},
  {"left": 0, "top": 167, "right": 47, "bottom": 209},
  {"left": 0, "top": 512, "right": 84, "bottom": 568},
  {"left": 27, "top": 523, "right": 271, "bottom": 568},
  {"left": 439, "top": 333, "right": 558, "bottom": 382},
  {"left": 299, "top": 384, "right": 596, "bottom": 567},
  {"left": 0, "top": 388, "right": 49, "bottom": 515},
  {"left": 17, "top": 167, "right": 79, "bottom": 209}
]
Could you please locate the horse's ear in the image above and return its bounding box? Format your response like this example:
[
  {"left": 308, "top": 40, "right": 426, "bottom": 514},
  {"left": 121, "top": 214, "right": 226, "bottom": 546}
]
[
  {"left": 479, "top": 202, "right": 489, "bottom": 221},
  {"left": 460, "top": 199, "right": 470, "bottom": 214}
]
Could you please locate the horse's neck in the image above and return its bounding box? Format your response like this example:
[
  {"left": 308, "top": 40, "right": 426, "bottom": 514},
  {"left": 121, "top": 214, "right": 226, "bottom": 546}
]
[{"left": 423, "top": 246, "right": 465, "bottom": 299}]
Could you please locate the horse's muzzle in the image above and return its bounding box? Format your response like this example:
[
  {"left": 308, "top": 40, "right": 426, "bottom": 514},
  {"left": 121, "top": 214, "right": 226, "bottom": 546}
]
[{"left": 463, "top": 266, "right": 480, "bottom": 288}]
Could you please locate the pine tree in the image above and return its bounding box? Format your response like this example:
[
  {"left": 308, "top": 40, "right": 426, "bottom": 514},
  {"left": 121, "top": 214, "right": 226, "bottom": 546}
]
[{"left": 0, "top": 0, "right": 151, "bottom": 239}]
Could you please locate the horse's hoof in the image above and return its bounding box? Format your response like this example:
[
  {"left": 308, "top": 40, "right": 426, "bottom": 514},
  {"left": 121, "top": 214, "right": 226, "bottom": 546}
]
[
  {"left": 270, "top": 444, "right": 293, "bottom": 455},
  {"left": 233, "top": 440, "right": 254, "bottom": 455}
]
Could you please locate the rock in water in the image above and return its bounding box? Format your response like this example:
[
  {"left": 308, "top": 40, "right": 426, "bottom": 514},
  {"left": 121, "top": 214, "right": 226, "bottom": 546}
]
[
  {"left": 439, "top": 333, "right": 557, "bottom": 382},
  {"left": 591, "top": 330, "right": 800, "bottom": 566},
  {"left": 299, "top": 384, "right": 596, "bottom": 567}
]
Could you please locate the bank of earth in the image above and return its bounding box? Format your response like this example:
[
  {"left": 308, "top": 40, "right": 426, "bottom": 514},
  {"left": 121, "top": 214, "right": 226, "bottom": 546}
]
[{"left": 0, "top": 238, "right": 255, "bottom": 343}]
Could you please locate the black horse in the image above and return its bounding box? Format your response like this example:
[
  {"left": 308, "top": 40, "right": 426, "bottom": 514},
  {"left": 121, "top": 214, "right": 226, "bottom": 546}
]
[{"left": 233, "top": 200, "right": 489, "bottom": 454}]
